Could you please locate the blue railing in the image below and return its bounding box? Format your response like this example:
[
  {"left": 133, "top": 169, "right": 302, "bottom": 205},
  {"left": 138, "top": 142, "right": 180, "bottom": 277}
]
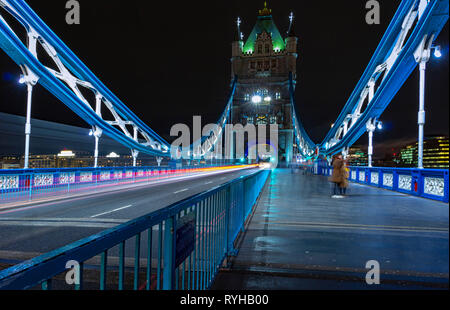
[
  {"left": 290, "top": 163, "right": 315, "bottom": 175},
  {"left": 0, "top": 168, "right": 270, "bottom": 290},
  {"left": 0, "top": 164, "right": 252, "bottom": 205},
  {"left": 318, "top": 165, "right": 449, "bottom": 203}
]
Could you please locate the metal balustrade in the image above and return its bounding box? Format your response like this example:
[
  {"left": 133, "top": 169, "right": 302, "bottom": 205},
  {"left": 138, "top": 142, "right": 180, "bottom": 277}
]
[
  {"left": 317, "top": 164, "right": 449, "bottom": 203},
  {"left": 0, "top": 168, "right": 270, "bottom": 290},
  {"left": 0, "top": 164, "right": 255, "bottom": 205}
]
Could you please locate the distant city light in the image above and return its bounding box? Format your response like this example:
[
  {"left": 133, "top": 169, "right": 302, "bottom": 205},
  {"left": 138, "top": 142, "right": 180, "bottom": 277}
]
[
  {"left": 264, "top": 96, "right": 272, "bottom": 102},
  {"left": 57, "top": 150, "right": 75, "bottom": 157},
  {"left": 252, "top": 95, "right": 262, "bottom": 104},
  {"left": 377, "top": 121, "right": 383, "bottom": 130},
  {"left": 106, "top": 152, "right": 120, "bottom": 158}
]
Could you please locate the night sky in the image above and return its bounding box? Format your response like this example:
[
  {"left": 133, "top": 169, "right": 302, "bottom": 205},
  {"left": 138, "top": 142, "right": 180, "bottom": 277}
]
[{"left": 0, "top": 0, "right": 448, "bottom": 156}]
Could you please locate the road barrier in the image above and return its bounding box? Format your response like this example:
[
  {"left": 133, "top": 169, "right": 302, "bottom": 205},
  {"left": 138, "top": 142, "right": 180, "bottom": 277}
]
[
  {"left": 0, "top": 164, "right": 257, "bottom": 205},
  {"left": 318, "top": 165, "right": 449, "bottom": 203},
  {"left": 0, "top": 168, "right": 270, "bottom": 290}
]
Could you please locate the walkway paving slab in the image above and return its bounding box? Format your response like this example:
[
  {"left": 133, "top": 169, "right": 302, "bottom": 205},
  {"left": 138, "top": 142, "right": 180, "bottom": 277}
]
[{"left": 212, "top": 168, "right": 449, "bottom": 290}]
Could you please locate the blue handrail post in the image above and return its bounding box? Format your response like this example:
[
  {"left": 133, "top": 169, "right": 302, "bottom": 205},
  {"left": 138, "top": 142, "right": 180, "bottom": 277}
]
[
  {"left": 75, "top": 262, "right": 83, "bottom": 290},
  {"left": 242, "top": 179, "right": 247, "bottom": 233},
  {"left": 146, "top": 228, "right": 152, "bottom": 290},
  {"left": 118, "top": 241, "right": 125, "bottom": 290},
  {"left": 28, "top": 173, "right": 32, "bottom": 201},
  {"left": 162, "top": 217, "right": 176, "bottom": 290},
  {"left": 444, "top": 170, "right": 449, "bottom": 203},
  {"left": 224, "top": 186, "right": 232, "bottom": 259},
  {"left": 100, "top": 250, "right": 107, "bottom": 290},
  {"left": 134, "top": 233, "right": 141, "bottom": 290},
  {"left": 157, "top": 222, "right": 163, "bottom": 290}
]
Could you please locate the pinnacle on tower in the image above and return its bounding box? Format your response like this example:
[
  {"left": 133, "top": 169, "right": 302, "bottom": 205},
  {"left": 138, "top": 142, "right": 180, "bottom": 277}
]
[
  {"left": 258, "top": 1, "right": 272, "bottom": 16},
  {"left": 287, "top": 12, "right": 296, "bottom": 37}
]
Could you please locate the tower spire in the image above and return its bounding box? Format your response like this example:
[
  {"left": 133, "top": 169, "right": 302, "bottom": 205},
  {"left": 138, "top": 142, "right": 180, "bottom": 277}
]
[
  {"left": 236, "top": 17, "right": 243, "bottom": 41},
  {"left": 287, "top": 11, "right": 296, "bottom": 37},
  {"left": 258, "top": 1, "right": 272, "bottom": 16}
]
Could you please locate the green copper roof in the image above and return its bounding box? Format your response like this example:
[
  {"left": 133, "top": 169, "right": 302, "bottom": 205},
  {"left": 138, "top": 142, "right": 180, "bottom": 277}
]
[{"left": 242, "top": 15, "right": 286, "bottom": 54}]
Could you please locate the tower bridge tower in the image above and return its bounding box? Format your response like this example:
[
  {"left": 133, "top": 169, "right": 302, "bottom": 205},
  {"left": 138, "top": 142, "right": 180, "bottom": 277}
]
[{"left": 231, "top": 2, "right": 298, "bottom": 165}]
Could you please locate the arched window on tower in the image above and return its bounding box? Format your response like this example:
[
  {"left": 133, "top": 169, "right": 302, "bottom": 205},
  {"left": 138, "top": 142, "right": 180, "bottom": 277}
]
[{"left": 271, "top": 59, "right": 277, "bottom": 69}]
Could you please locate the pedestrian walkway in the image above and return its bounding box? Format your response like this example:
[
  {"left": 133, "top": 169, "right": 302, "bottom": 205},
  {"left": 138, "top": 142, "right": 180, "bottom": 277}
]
[{"left": 212, "top": 168, "right": 449, "bottom": 290}]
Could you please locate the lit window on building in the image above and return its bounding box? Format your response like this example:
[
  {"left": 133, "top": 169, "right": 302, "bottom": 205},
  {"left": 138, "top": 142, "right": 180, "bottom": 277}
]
[
  {"left": 275, "top": 92, "right": 281, "bottom": 99},
  {"left": 270, "top": 116, "right": 277, "bottom": 124},
  {"left": 244, "top": 94, "right": 250, "bottom": 101}
]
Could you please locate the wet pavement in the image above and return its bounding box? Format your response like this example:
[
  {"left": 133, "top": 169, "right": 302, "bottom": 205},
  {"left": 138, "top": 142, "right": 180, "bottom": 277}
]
[{"left": 212, "top": 168, "right": 449, "bottom": 290}]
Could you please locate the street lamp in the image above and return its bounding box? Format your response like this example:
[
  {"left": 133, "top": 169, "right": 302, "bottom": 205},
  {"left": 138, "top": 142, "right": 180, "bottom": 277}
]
[
  {"left": 413, "top": 36, "right": 443, "bottom": 169},
  {"left": 433, "top": 45, "right": 442, "bottom": 58},
  {"left": 19, "top": 68, "right": 39, "bottom": 169},
  {"left": 89, "top": 127, "right": 102, "bottom": 168},
  {"left": 377, "top": 121, "right": 383, "bottom": 130},
  {"left": 251, "top": 95, "right": 262, "bottom": 104},
  {"left": 366, "top": 119, "right": 382, "bottom": 167}
]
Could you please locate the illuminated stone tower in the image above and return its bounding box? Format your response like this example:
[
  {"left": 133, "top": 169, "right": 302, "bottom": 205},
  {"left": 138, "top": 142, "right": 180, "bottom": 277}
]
[{"left": 231, "top": 2, "right": 298, "bottom": 164}]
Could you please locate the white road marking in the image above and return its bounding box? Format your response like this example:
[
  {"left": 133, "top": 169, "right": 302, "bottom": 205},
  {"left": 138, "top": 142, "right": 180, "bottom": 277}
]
[
  {"left": 204, "top": 181, "right": 213, "bottom": 185},
  {"left": 0, "top": 217, "right": 128, "bottom": 228},
  {"left": 90, "top": 205, "right": 133, "bottom": 218},
  {"left": 173, "top": 188, "right": 189, "bottom": 194},
  {"left": 0, "top": 166, "right": 258, "bottom": 214}
]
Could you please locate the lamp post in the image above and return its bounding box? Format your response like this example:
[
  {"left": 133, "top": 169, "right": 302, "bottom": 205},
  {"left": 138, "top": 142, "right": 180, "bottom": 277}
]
[
  {"left": 414, "top": 34, "right": 441, "bottom": 169},
  {"left": 366, "top": 118, "right": 382, "bottom": 167},
  {"left": 89, "top": 127, "right": 102, "bottom": 168},
  {"left": 19, "top": 68, "right": 39, "bottom": 169}
]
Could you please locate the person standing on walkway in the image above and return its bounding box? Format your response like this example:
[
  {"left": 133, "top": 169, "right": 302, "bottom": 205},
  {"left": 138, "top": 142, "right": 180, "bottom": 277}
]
[
  {"left": 329, "top": 154, "right": 344, "bottom": 198},
  {"left": 340, "top": 158, "right": 349, "bottom": 197}
]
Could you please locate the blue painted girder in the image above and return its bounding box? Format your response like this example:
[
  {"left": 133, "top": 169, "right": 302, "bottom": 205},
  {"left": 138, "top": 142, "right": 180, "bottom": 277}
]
[
  {"left": 288, "top": 72, "right": 317, "bottom": 158},
  {"left": 320, "top": 0, "right": 449, "bottom": 155},
  {"left": 0, "top": 0, "right": 170, "bottom": 156}
]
